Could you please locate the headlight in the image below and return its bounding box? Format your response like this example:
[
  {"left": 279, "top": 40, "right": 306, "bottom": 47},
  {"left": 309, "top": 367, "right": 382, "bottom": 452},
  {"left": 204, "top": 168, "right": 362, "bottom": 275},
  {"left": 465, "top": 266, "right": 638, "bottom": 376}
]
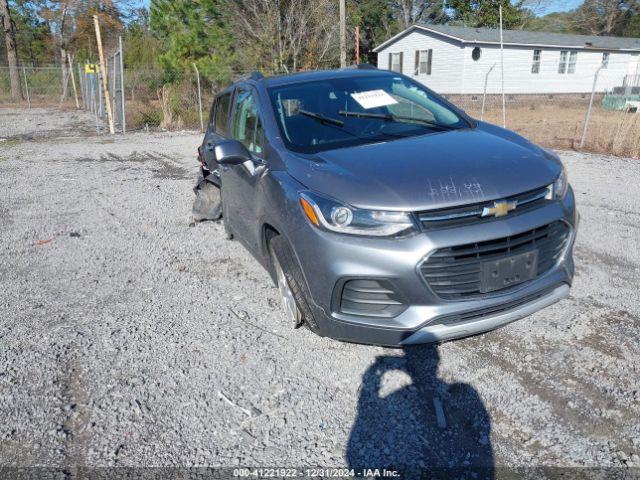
[
  {"left": 299, "top": 191, "right": 416, "bottom": 237},
  {"left": 544, "top": 149, "right": 568, "bottom": 199},
  {"left": 553, "top": 165, "right": 569, "bottom": 199}
]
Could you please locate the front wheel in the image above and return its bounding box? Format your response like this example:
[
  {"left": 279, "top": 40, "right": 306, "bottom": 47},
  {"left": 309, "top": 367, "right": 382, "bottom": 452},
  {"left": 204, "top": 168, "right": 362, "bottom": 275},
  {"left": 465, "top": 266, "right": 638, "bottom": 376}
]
[{"left": 269, "top": 235, "right": 322, "bottom": 335}]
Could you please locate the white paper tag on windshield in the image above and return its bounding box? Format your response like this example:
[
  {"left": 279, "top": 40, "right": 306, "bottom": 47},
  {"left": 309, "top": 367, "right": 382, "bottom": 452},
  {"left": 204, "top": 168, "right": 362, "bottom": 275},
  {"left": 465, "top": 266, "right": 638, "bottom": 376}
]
[{"left": 350, "top": 90, "right": 398, "bottom": 109}]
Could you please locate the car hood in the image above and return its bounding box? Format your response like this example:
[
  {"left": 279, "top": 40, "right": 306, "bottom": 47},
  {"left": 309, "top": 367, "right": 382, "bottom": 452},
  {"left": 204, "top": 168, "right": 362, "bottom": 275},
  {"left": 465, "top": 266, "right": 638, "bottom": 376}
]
[{"left": 284, "top": 123, "right": 561, "bottom": 211}]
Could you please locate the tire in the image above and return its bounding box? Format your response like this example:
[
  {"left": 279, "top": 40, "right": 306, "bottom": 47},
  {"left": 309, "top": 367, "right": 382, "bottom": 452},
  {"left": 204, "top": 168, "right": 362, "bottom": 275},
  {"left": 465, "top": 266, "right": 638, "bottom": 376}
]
[
  {"left": 269, "top": 235, "right": 323, "bottom": 335},
  {"left": 192, "top": 181, "right": 222, "bottom": 222}
]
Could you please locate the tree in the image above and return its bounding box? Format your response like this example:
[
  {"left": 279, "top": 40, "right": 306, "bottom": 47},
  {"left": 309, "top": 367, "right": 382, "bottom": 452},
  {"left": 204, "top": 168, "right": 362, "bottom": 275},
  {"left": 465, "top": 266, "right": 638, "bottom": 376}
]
[
  {"left": 35, "top": 0, "right": 130, "bottom": 85},
  {"left": 619, "top": 8, "right": 640, "bottom": 36},
  {"left": 224, "top": 0, "right": 340, "bottom": 74},
  {"left": 123, "top": 7, "right": 162, "bottom": 68},
  {"left": 69, "top": 0, "right": 124, "bottom": 61},
  {"left": 392, "top": 0, "right": 446, "bottom": 29},
  {"left": 150, "top": 0, "right": 235, "bottom": 85},
  {"left": 525, "top": 11, "right": 576, "bottom": 33},
  {"left": 36, "top": 0, "right": 76, "bottom": 87},
  {"left": 351, "top": 0, "right": 396, "bottom": 64},
  {"left": 0, "top": 1, "right": 55, "bottom": 67},
  {"left": 1, "top": 0, "right": 23, "bottom": 99},
  {"left": 570, "top": 0, "right": 638, "bottom": 35},
  {"left": 447, "top": 0, "right": 527, "bottom": 29}
]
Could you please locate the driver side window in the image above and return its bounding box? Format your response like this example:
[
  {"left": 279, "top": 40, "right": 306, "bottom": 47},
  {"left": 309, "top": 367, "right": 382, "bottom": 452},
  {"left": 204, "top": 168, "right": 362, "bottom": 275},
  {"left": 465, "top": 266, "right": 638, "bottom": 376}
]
[{"left": 231, "top": 88, "right": 265, "bottom": 156}]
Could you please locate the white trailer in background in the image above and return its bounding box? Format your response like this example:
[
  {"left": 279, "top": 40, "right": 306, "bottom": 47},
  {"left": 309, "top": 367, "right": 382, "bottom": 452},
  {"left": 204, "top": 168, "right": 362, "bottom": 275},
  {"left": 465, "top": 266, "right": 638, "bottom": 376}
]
[{"left": 374, "top": 24, "right": 640, "bottom": 95}]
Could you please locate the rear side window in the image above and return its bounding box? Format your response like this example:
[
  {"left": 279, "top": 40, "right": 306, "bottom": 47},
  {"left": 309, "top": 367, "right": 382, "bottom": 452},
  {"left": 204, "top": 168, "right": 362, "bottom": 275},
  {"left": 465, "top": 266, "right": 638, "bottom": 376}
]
[{"left": 215, "top": 93, "right": 231, "bottom": 136}]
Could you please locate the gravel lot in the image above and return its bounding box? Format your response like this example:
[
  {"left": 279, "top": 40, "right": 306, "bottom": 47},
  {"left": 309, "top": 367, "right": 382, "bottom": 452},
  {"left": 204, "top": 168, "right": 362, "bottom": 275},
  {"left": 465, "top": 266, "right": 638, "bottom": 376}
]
[{"left": 1, "top": 108, "right": 639, "bottom": 475}]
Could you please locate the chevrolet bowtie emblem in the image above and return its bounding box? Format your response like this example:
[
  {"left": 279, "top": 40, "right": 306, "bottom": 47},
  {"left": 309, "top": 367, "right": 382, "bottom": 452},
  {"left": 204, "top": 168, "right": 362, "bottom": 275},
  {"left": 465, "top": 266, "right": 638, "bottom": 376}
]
[{"left": 482, "top": 200, "right": 517, "bottom": 218}]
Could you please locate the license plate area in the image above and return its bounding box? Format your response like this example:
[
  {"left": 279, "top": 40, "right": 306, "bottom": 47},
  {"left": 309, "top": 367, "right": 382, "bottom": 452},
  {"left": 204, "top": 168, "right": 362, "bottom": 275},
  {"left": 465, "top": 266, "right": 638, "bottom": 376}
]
[{"left": 480, "top": 250, "right": 538, "bottom": 293}]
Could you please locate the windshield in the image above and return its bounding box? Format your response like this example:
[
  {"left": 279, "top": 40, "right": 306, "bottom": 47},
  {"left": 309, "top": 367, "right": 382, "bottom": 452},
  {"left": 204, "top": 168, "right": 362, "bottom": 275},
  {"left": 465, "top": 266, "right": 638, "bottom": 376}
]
[{"left": 268, "top": 74, "right": 470, "bottom": 153}]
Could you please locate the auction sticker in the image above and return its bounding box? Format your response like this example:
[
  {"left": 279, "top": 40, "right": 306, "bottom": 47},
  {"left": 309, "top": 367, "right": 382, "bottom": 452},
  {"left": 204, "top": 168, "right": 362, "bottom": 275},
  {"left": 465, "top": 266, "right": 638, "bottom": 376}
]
[{"left": 350, "top": 90, "right": 398, "bottom": 109}]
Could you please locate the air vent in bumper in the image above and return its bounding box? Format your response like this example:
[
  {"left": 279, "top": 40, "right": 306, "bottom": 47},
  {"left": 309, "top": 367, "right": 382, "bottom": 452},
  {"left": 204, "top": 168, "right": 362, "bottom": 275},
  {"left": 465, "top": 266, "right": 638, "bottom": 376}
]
[
  {"left": 339, "top": 279, "right": 406, "bottom": 318},
  {"left": 420, "top": 221, "right": 571, "bottom": 300}
]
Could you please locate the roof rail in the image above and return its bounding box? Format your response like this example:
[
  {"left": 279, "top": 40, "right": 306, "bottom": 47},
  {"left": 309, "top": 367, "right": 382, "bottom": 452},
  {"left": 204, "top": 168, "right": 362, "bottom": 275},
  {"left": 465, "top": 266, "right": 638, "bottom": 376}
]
[
  {"left": 342, "top": 64, "right": 378, "bottom": 70},
  {"left": 234, "top": 71, "right": 265, "bottom": 82}
]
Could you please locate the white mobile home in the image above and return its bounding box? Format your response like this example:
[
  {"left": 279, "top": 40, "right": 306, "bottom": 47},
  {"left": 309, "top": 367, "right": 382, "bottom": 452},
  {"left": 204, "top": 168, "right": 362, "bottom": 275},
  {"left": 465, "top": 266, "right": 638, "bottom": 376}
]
[{"left": 374, "top": 24, "right": 640, "bottom": 95}]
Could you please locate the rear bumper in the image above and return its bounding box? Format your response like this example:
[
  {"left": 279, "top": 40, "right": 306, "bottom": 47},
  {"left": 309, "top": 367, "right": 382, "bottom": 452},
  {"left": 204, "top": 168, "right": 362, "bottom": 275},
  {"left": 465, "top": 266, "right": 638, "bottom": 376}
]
[{"left": 288, "top": 188, "right": 577, "bottom": 346}]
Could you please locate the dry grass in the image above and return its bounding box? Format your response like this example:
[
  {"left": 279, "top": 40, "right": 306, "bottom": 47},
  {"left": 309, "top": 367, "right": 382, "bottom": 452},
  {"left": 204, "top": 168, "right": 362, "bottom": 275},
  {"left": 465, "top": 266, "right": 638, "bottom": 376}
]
[
  {"left": 455, "top": 95, "right": 640, "bottom": 159},
  {"left": 125, "top": 99, "right": 163, "bottom": 129}
]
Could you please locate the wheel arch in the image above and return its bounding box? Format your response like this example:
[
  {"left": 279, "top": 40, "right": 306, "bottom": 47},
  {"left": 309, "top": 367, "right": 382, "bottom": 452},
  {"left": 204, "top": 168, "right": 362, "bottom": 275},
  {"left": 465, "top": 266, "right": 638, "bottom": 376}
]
[{"left": 262, "top": 223, "right": 281, "bottom": 283}]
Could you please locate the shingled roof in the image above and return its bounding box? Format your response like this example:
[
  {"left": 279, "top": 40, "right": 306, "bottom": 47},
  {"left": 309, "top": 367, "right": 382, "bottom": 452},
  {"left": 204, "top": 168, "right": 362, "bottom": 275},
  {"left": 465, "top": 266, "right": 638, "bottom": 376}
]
[{"left": 374, "top": 24, "right": 640, "bottom": 52}]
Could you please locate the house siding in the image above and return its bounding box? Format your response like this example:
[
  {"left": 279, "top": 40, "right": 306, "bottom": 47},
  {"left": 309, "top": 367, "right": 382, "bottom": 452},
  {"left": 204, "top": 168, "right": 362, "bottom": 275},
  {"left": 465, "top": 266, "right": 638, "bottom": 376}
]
[
  {"left": 377, "top": 29, "right": 640, "bottom": 94},
  {"left": 376, "top": 30, "right": 465, "bottom": 93}
]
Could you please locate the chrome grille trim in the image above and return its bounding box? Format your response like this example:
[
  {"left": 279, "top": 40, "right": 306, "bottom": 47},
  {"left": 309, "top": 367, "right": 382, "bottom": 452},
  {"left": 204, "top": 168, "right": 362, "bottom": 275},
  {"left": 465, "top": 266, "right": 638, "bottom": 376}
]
[{"left": 417, "top": 186, "right": 551, "bottom": 228}]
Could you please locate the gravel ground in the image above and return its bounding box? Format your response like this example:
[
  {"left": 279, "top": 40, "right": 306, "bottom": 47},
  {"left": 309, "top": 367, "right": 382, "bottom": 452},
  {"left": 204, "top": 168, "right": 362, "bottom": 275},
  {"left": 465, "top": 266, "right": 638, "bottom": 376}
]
[{"left": 1, "top": 108, "right": 639, "bottom": 476}]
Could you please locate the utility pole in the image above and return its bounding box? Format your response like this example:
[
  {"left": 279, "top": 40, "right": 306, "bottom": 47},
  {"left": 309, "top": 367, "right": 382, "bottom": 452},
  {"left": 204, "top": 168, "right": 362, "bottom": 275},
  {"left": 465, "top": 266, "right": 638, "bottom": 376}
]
[
  {"left": 68, "top": 53, "right": 80, "bottom": 109},
  {"left": 499, "top": 4, "right": 506, "bottom": 128},
  {"left": 580, "top": 65, "right": 604, "bottom": 149},
  {"left": 119, "top": 36, "right": 125, "bottom": 134},
  {"left": 93, "top": 15, "right": 115, "bottom": 134},
  {"left": 1, "top": 0, "right": 23, "bottom": 100},
  {"left": 355, "top": 26, "right": 360, "bottom": 65},
  {"left": 193, "top": 63, "right": 204, "bottom": 133},
  {"left": 339, "top": 0, "right": 346, "bottom": 68},
  {"left": 22, "top": 65, "right": 30, "bottom": 109}
]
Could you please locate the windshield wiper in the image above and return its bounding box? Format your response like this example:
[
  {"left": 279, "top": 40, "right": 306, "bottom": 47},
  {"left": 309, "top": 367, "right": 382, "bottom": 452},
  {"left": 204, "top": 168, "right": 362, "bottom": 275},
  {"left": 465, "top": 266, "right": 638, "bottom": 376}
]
[
  {"left": 338, "top": 110, "right": 458, "bottom": 130},
  {"left": 298, "top": 109, "right": 344, "bottom": 127}
]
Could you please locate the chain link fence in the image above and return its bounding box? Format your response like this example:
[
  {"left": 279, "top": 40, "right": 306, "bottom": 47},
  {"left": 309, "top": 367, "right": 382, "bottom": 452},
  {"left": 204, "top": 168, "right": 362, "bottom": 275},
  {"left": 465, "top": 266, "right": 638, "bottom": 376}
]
[
  {"left": 431, "top": 54, "right": 640, "bottom": 158},
  {"left": 2, "top": 53, "right": 640, "bottom": 158},
  {"left": 447, "top": 89, "right": 640, "bottom": 158},
  {"left": 121, "top": 68, "right": 208, "bottom": 132},
  {"left": 0, "top": 65, "right": 77, "bottom": 109}
]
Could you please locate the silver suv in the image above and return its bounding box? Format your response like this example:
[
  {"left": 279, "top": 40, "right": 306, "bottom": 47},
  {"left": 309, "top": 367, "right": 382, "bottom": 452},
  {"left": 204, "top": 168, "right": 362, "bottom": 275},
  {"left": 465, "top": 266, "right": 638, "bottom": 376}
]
[{"left": 193, "top": 66, "right": 577, "bottom": 346}]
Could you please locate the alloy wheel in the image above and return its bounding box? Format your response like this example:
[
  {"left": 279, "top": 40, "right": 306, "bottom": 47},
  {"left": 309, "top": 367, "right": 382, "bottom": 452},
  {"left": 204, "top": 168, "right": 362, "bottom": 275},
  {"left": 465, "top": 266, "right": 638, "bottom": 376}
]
[{"left": 271, "top": 247, "right": 302, "bottom": 328}]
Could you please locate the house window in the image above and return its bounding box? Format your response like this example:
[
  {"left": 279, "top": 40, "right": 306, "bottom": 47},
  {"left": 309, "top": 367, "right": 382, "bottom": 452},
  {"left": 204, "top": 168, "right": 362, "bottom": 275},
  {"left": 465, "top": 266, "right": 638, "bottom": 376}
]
[
  {"left": 602, "top": 52, "right": 610, "bottom": 68},
  {"left": 531, "top": 49, "right": 541, "bottom": 74},
  {"left": 558, "top": 51, "right": 577, "bottom": 74},
  {"left": 389, "top": 52, "right": 403, "bottom": 73},
  {"left": 414, "top": 49, "right": 432, "bottom": 75},
  {"left": 558, "top": 51, "right": 568, "bottom": 74},
  {"left": 568, "top": 51, "right": 577, "bottom": 73},
  {"left": 472, "top": 47, "right": 482, "bottom": 61}
]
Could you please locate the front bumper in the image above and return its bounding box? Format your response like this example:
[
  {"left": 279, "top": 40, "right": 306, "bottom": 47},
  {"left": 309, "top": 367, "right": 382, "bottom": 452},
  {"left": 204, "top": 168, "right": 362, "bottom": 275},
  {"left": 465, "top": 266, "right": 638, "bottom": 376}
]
[{"left": 288, "top": 188, "right": 577, "bottom": 346}]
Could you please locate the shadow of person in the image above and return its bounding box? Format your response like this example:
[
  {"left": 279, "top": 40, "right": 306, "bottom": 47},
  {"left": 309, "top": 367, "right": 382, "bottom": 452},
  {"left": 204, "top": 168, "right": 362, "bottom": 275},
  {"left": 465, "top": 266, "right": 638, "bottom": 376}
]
[{"left": 347, "top": 345, "right": 494, "bottom": 478}]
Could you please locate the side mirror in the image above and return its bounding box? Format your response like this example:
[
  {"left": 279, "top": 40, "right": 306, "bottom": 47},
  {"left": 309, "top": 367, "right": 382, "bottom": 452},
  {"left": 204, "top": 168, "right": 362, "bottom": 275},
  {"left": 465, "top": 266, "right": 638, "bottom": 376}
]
[{"left": 215, "top": 140, "right": 251, "bottom": 166}]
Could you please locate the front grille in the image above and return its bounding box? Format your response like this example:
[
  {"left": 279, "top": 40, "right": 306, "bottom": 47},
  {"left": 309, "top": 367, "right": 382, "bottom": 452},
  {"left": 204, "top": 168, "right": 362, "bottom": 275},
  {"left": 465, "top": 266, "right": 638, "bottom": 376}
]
[
  {"left": 339, "top": 279, "right": 406, "bottom": 318},
  {"left": 428, "top": 286, "right": 559, "bottom": 327},
  {"left": 420, "top": 221, "right": 570, "bottom": 300},
  {"left": 417, "top": 186, "right": 550, "bottom": 230}
]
